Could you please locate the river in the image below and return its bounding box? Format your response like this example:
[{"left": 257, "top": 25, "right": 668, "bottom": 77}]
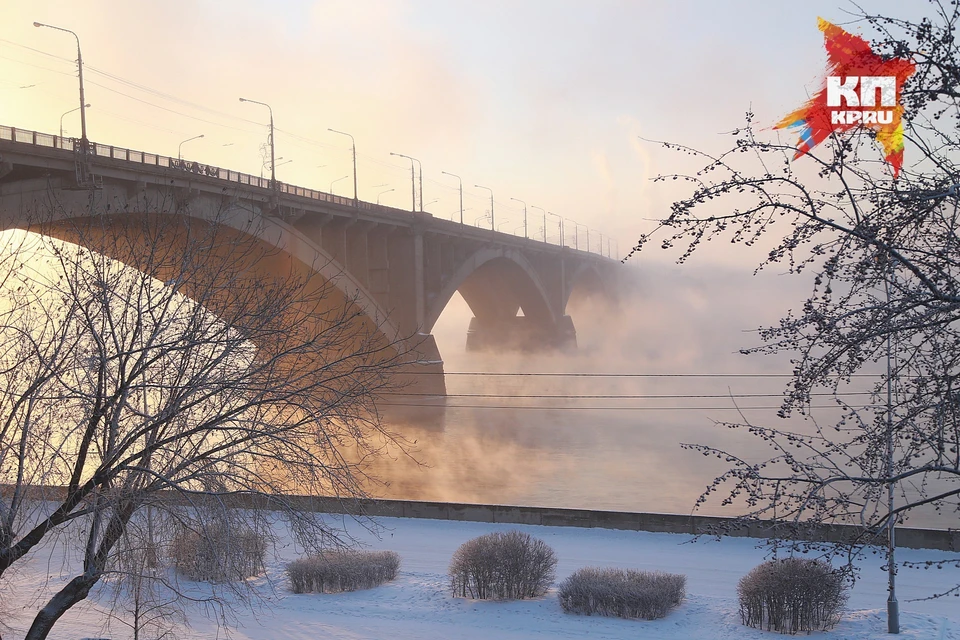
[{"left": 372, "top": 263, "right": 960, "bottom": 531}]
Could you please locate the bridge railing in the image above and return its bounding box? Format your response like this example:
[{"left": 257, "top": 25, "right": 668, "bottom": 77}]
[
  {"left": 0, "top": 125, "right": 612, "bottom": 257},
  {"left": 0, "top": 125, "right": 385, "bottom": 212}
]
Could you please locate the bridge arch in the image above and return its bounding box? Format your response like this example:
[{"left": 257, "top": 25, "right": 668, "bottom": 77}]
[
  {"left": 565, "top": 261, "right": 609, "bottom": 310},
  {"left": 424, "top": 246, "right": 556, "bottom": 334},
  {"left": 425, "top": 246, "right": 575, "bottom": 352},
  {"left": 1, "top": 182, "right": 444, "bottom": 394}
]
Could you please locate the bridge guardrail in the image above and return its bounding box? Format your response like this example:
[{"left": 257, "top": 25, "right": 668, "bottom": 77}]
[
  {"left": 0, "top": 125, "right": 611, "bottom": 256},
  {"left": 0, "top": 125, "right": 373, "bottom": 208}
]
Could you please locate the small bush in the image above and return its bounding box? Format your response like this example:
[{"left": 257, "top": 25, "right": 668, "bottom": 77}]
[
  {"left": 738, "top": 557, "right": 848, "bottom": 633},
  {"left": 557, "top": 567, "right": 685, "bottom": 620},
  {"left": 449, "top": 530, "right": 557, "bottom": 600},
  {"left": 171, "top": 523, "right": 266, "bottom": 582},
  {"left": 286, "top": 550, "right": 401, "bottom": 593}
]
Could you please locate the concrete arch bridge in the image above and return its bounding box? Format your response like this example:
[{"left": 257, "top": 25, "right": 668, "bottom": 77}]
[{"left": 0, "top": 126, "right": 620, "bottom": 394}]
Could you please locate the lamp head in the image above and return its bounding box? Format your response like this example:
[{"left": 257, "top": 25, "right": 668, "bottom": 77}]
[{"left": 33, "top": 22, "right": 43, "bottom": 28}]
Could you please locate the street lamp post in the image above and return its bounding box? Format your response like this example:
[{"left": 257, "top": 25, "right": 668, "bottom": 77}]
[
  {"left": 565, "top": 218, "right": 579, "bottom": 250},
  {"left": 35, "top": 22, "right": 88, "bottom": 145},
  {"left": 328, "top": 128, "right": 358, "bottom": 205},
  {"left": 60, "top": 103, "right": 90, "bottom": 139},
  {"left": 510, "top": 197, "right": 528, "bottom": 239},
  {"left": 475, "top": 184, "right": 494, "bottom": 230},
  {"left": 330, "top": 175, "right": 349, "bottom": 194},
  {"left": 874, "top": 185, "right": 959, "bottom": 635},
  {"left": 549, "top": 212, "right": 563, "bottom": 247},
  {"left": 178, "top": 134, "right": 204, "bottom": 160},
  {"left": 390, "top": 152, "right": 418, "bottom": 213},
  {"left": 591, "top": 229, "right": 602, "bottom": 256},
  {"left": 377, "top": 188, "right": 394, "bottom": 205},
  {"left": 884, "top": 256, "right": 899, "bottom": 635},
  {"left": 414, "top": 157, "right": 423, "bottom": 212},
  {"left": 239, "top": 97, "right": 276, "bottom": 189},
  {"left": 442, "top": 171, "right": 463, "bottom": 224},
  {"left": 531, "top": 206, "right": 546, "bottom": 242}
]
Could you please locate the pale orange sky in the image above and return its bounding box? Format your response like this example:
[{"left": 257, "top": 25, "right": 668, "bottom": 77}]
[
  {"left": 0, "top": 0, "right": 917, "bottom": 262},
  {"left": 0, "top": 0, "right": 926, "bottom": 360}
]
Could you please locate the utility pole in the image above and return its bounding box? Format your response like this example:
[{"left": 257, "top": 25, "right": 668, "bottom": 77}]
[
  {"left": 532, "top": 206, "right": 546, "bottom": 242},
  {"left": 511, "top": 197, "right": 528, "bottom": 239},
  {"left": 35, "top": 22, "right": 88, "bottom": 145},
  {"left": 565, "top": 218, "right": 578, "bottom": 250},
  {"left": 328, "top": 128, "right": 358, "bottom": 206},
  {"left": 414, "top": 157, "right": 423, "bottom": 212},
  {"left": 391, "top": 152, "right": 417, "bottom": 213},
  {"left": 239, "top": 98, "right": 276, "bottom": 191},
  {"left": 475, "top": 185, "right": 494, "bottom": 230},
  {"left": 549, "top": 212, "right": 563, "bottom": 247}
]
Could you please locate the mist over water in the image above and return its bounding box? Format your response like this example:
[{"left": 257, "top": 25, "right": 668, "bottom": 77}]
[
  {"left": 372, "top": 264, "right": 803, "bottom": 514},
  {"left": 369, "top": 262, "right": 956, "bottom": 530}
]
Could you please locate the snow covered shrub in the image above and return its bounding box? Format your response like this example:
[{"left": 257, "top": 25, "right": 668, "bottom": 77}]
[
  {"left": 286, "top": 550, "right": 401, "bottom": 593},
  {"left": 557, "top": 567, "right": 685, "bottom": 619},
  {"left": 171, "top": 523, "right": 266, "bottom": 582},
  {"left": 449, "top": 530, "right": 557, "bottom": 600},
  {"left": 738, "top": 557, "right": 848, "bottom": 633}
]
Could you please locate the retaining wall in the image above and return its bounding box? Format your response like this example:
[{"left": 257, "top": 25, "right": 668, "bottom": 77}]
[
  {"left": 5, "top": 485, "right": 957, "bottom": 551},
  {"left": 284, "top": 495, "right": 960, "bottom": 552}
]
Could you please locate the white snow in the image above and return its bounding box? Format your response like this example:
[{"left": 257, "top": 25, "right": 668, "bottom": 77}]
[{"left": 4, "top": 515, "right": 960, "bottom": 640}]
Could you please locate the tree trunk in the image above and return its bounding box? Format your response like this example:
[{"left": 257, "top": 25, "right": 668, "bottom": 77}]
[
  {"left": 25, "top": 498, "right": 135, "bottom": 639},
  {"left": 24, "top": 573, "right": 98, "bottom": 640}
]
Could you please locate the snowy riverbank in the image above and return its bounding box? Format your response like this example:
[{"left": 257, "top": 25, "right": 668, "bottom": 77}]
[{"left": 4, "top": 516, "right": 959, "bottom": 639}]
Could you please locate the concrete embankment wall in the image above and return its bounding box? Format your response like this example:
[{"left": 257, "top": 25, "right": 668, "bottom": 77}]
[
  {"left": 284, "top": 496, "right": 959, "bottom": 552},
  {"left": 5, "top": 485, "right": 957, "bottom": 551}
]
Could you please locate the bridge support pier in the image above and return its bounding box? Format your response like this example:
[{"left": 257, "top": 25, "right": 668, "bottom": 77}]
[
  {"left": 464, "top": 315, "right": 576, "bottom": 353},
  {"left": 394, "top": 333, "right": 446, "bottom": 395}
]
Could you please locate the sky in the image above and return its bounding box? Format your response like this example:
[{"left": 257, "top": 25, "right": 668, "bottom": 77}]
[
  {"left": 0, "top": 0, "right": 919, "bottom": 262},
  {"left": 0, "top": 0, "right": 936, "bottom": 384}
]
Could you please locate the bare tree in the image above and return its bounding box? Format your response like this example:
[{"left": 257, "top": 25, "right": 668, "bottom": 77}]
[
  {"left": 631, "top": 0, "right": 960, "bottom": 631},
  {"left": 0, "top": 184, "right": 412, "bottom": 639}
]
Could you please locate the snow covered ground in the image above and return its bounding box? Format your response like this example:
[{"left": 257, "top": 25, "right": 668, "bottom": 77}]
[{"left": 5, "top": 515, "right": 960, "bottom": 640}]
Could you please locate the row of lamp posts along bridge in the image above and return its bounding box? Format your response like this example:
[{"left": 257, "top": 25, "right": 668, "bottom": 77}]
[{"left": 35, "top": 19, "right": 616, "bottom": 259}]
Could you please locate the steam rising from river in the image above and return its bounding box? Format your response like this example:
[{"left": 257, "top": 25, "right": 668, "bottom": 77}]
[{"left": 367, "top": 263, "right": 828, "bottom": 517}]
